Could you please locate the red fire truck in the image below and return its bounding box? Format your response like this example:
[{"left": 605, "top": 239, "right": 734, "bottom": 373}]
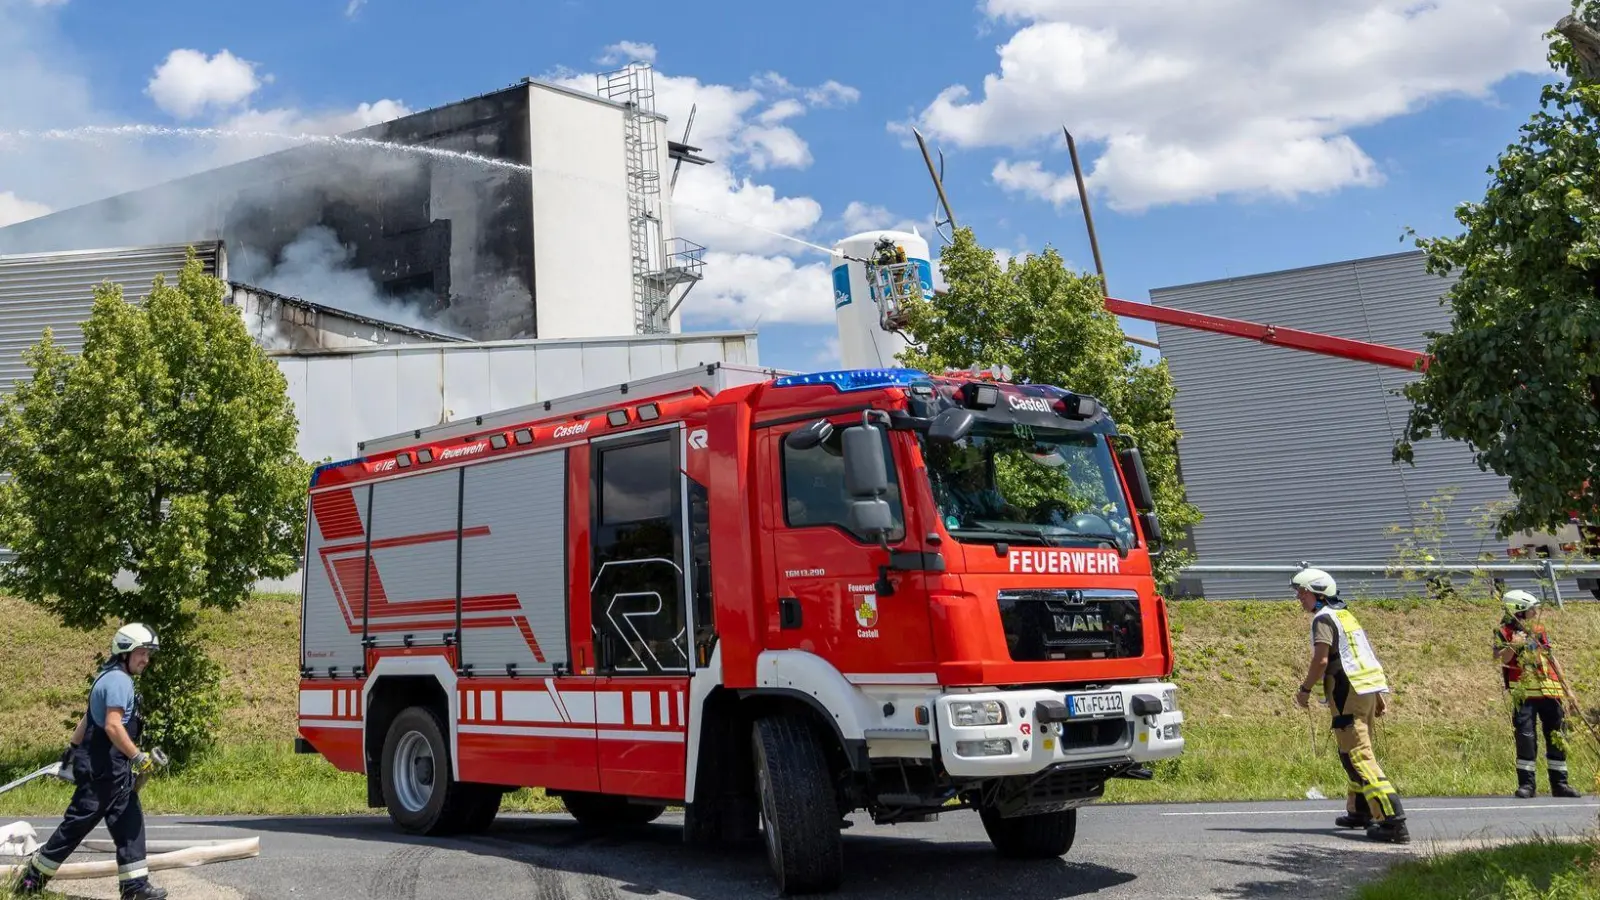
[{"left": 295, "top": 360, "right": 1185, "bottom": 894}]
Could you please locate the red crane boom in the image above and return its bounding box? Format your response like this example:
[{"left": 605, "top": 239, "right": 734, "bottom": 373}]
[{"left": 1103, "top": 295, "right": 1431, "bottom": 373}]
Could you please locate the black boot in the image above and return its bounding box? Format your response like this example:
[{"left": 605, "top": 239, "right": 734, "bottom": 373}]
[
  {"left": 1551, "top": 767, "right": 1582, "bottom": 798},
  {"left": 120, "top": 878, "right": 168, "bottom": 900},
  {"left": 1366, "top": 817, "right": 1411, "bottom": 844},
  {"left": 1335, "top": 810, "right": 1373, "bottom": 829},
  {"left": 1516, "top": 767, "right": 1537, "bottom": 798},
  {"left": 12, "top": 861, "right": 50, "bottom": 895}
]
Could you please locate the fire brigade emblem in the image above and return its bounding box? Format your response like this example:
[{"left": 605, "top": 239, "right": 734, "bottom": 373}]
[{"left": 855, "top": 595, "right": 878, "bottom": 629}]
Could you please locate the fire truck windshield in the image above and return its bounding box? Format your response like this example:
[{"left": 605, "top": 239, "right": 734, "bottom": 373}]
[{"left": 919, "top": 428, "right": 1135, "bottom": 552}]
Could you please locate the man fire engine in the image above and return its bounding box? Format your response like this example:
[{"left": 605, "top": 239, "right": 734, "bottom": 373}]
[{"left": 293, "top": 362, "right": 1184, "bottom": 894}]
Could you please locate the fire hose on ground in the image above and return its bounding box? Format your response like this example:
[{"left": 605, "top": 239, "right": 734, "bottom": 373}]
[{"left": 0, "top": 754, "right": 260, "bottom": 882}]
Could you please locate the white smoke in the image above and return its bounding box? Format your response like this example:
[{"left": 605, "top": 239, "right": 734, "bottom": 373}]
[{"left": 229, "top": 226, "right": 465, "bottom": 338}]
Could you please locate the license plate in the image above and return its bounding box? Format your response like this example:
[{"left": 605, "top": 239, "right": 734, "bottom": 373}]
[{"left": 1066, "top": 691, "right": 1125, "bottom": 719}]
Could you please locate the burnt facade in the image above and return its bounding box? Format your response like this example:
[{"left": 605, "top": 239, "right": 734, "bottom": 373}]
[{"left": 0, "top": 84, "right": 540, "bottom": 340}]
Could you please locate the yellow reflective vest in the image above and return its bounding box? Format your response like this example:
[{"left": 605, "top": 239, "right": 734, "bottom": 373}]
[{"left": 1312, "top": 606, "right": 1389, "bottom": 695}]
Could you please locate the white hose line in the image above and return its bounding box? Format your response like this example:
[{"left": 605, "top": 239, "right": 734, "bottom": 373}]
[{"left": 0, "top": 837, "right": 259, "bottom": 881}]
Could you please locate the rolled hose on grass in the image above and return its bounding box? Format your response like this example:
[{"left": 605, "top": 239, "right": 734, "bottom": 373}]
[{"left": 0, "top": 836, "right": 260, "bottom": 881}]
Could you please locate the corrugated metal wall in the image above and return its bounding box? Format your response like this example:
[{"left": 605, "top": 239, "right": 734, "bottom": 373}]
[
  {"left": 0, "top": 243, "right": 223, "bottom": 392},
  {"left": 1151, "top": 250, "right": 1531, "bottom": 600}
]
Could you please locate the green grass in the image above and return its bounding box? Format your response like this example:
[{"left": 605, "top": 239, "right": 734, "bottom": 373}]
[
  {"left": 1356, "top": 836, "right": 1600, "bottom": 899},
  {"left": 6, "top": 590, "right": 1600, "bottom": 816}
]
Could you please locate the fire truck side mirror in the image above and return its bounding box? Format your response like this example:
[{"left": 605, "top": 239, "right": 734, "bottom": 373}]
[
  {"left": 784, "top": 419, "right": 834, "bottom": 451},
  {"left": 1118, "top": 447, "right": 1157, "bottom": 513},
  {"left": 927, "top": 407, "right": 975, "bottom": 443},
  {"left": 842, "top": 424, "right": 889, "bottom": 498}
]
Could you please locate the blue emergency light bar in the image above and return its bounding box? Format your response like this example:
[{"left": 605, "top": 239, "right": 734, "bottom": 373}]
[{"left": 772, "top": 368, "right": 931, "bottom": 393}]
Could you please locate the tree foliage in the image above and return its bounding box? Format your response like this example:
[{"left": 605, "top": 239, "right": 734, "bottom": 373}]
[
  {"left": 897, "top": 226, "right": 1202, "bottom": 586},
  {"left": 0, "top": 250, "right": 309, "bottom": 762},
  {"left": 1397, "top": 2, "right": 1600, "bottom": 537}
]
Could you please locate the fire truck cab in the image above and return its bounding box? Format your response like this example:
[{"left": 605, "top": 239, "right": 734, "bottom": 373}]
[{"left": 295, "top": 361, "right": 1184, "bottom": 894}]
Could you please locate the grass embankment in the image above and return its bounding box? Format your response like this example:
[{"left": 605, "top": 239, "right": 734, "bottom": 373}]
[
  {"left": 1107, "top": 596, "right": 1600, "bottom": 804},
  {"left": 1357, "top": 837, "right": 1600, "bottom": 899},
  {"left": 0, "top": 593, "right": 561, "bottom": 818},
  {"left": 4, "top": 592, "right": 1600, "bottom": 816}
]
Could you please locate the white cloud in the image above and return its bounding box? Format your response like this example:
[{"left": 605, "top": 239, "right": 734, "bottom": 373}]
[
  {"left": 598, "top": 41, "right": 658, "bottom": 65},
  {"left": 146, "top": 49, "right": 266, "bottom": 120},
  {"left": 758, "top": 99, "right": 806, "bottom": 125},
  {"left": 914, "top": 0, "right": 1571, "bottom": 210},
  {"left": 0, "top": 191, "right": 50, "bottom": 227},
  {"left": 840, "top": 201, "right": 926, "bottom": 236},
  {"left": 991, "top": 159, "right": 1079, "bottom": 207},
  {"left": 345, "top": 0, "right": 366, "bottom": 17},
  {"left": 805, "top": 80, "right": 861, "bottom": 108},
  {"left": 27, "top": 0, "right": 67, "bottom": 6},
  {"left": 683, "top": 251, "right": 835, "bottom": 327}
]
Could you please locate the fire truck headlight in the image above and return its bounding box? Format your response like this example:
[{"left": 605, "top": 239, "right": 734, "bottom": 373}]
[
  {"left": 950, "top": 700, "right": 1007, "bottom": 727},
  {"left": 1162, "top": 688, "right": 1178, "bottom": 712}
]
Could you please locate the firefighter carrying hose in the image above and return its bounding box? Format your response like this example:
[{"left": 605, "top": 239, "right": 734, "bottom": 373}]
[
  {"left": 1495, "top": 590, "right": 1582, "bottom": 799},
  {"left": 14, "top": 623, "right": 167, "bottom": 900},
  {"left": 1292, "top": 568, "right": 1409, "bottom": 844}
]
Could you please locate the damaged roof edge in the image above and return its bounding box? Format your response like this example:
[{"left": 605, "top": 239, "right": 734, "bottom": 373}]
[{"left": 228, "top": 281, "right": 471, "bottom": 344}]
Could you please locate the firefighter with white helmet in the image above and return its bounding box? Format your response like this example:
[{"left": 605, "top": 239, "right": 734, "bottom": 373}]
[
  {"left": 1495, "top": 588, "right": 1581, "bottom": 798},
  {"left": 14, "top": 623, "right": 167, "bottom": 899},
  {"left": 1291, "top": 566, "right": 1409, "bottom": 843}
]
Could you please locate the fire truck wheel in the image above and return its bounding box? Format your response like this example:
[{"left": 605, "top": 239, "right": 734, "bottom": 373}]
[
  {"left": 381, "top": 705, "right": 477, "bottom": 835},
  {"left": 751, "top": 714, "right": 843, "bottom": 895},
  {"left": 561, "top": 792, "right": 667, "bottom": 827},
  {"left": 978, "top": 806, "right": 1078, "bottom": 859}
]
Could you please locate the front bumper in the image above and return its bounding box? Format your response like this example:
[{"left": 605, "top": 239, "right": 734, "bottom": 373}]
[{"left": 933, "top": 682, "right": 1184, "bottom": 778}]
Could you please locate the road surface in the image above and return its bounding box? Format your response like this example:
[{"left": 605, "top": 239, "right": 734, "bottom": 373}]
[{"left": 10, "top": 797, "right": 1598, "bottom": 900}]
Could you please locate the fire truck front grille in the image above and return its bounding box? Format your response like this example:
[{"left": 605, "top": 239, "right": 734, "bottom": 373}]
[{"left": 995, "top": 589, "right": 1144, "bottom": 663}]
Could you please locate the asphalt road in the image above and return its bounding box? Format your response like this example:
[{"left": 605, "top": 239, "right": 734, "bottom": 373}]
[{"left": 10, "top": 797, "right": 1599, "bottom": 900}]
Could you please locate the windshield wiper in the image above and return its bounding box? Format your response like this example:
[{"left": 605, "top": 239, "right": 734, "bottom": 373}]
[
  {"left": 1050, "top": 531, "right": 1129, "bottom": 558},
  {"left": 947, "top": 526, "right": 1054, "bottom": 547}
]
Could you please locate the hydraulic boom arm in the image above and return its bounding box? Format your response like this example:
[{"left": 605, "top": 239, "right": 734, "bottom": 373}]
[{"left": 1103, "top": 296, "right": 1430, "bottom": 372}]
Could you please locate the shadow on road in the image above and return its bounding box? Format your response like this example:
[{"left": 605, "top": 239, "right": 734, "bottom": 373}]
[
  {"left": 205, "top": 813, "right": 1139, "bottom": 899},
  {"left": 1202, "top": 843, "right": 1406, "bottom": 900}
]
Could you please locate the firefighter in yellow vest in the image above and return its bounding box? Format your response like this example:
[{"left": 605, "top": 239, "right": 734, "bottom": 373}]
[
  {"left": 1292, "top": 567, "right": 1409, "bottom": 843},
  {"left": 1495, "top": 589, "right": 1581, "bottom": 799}
]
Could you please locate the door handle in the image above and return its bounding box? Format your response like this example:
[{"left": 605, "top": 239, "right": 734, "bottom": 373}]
[{"left": 779, "top": 597, "right": 802, "bottom": 630}]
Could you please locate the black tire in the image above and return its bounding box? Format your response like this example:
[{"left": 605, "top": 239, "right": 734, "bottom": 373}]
[
  {"left": 561, "top": 791, "right": 666, "bottom": 827},
  {"left": 380, "top": 705, "right": 480, "bottom": 835},
  {"left": 751, "top": 714, "right": 843, "bottom": 895},
  {"left": 979, "top": 806, "right": 1078, "bottom": 859}
]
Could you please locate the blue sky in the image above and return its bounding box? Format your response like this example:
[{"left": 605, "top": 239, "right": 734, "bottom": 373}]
[{"left": 0, "top": 0, "right": 1576, "bottom": 375}]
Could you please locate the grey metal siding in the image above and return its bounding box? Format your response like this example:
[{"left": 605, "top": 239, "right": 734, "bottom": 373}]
[
  {"left": 0, "top": 243, "right": 222, "bottom": 392},
  {"left": 460, "top": 450, "right": 569, "bottom": 673},
  {"left": 1151, "top": 251, "right": 1522, "bottom": 600}
]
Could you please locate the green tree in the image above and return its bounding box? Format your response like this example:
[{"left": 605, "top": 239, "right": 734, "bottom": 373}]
[
  {"left": 897, "top": 226, "right": 1202, "bottom": 586},
  {"left": 1395, "top": 3, "right": 1600, "bottom": 538},
  {"left": 0, "top": 250, "right": 309, "bottom": 764}
]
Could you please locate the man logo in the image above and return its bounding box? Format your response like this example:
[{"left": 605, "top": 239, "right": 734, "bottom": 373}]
[{"left": 688, "top": 429, "right": 708, "bottom": 450}]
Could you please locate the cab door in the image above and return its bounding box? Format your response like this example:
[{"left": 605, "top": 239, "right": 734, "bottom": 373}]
[
  {"left": 761, "top": 418, "right": 936, "bottom": 677},
  {"left": 589, "top": 425, "right": 692, "bottom": 801}
]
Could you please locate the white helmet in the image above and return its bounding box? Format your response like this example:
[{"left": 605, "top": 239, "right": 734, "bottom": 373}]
[
  {"left": 1291, "top": 567, "right": 1338, "bottom": 598},
  {"left": 1503, "top": 589, "right": 1540, "bottom": 617},
  {"left": 111, "top": 623, "right": 159, "bottom": 657}
]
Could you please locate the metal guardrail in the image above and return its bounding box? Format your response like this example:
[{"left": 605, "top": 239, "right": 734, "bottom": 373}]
[{"left": 1179, "top": 559, "right": 1598, "bottom": 607}]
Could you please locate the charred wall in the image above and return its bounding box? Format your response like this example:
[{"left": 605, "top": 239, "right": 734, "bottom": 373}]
[{"left": 0, "top": 84, "right": 537, "bottom": 341}]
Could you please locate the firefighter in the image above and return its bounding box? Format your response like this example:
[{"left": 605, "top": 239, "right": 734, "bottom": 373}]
[
  {"left": 1495, "top": 589, "right": 1581, "bottom": 799},
  {"left": 14, "top": 624, "right": 167, "bottom": 900},
  {"left": 1291, "top": 567, "right": 1409, "bottom": 844}
]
